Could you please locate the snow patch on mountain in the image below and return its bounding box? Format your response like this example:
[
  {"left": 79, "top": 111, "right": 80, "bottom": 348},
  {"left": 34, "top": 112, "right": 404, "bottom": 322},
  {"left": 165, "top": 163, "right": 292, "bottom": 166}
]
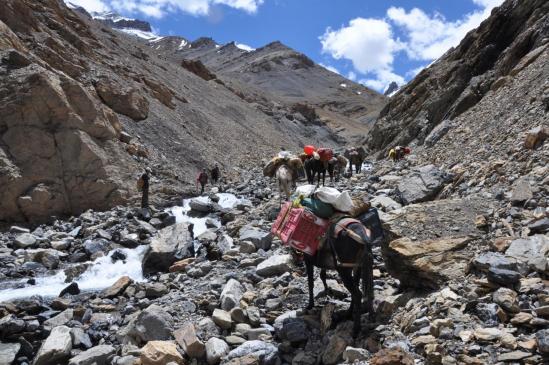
[
  {"left": 236, "top": 43, "right": 255, "bottom": 52},
  {"left": 117, "top": 28, "right": 163, "bottom": 42}
]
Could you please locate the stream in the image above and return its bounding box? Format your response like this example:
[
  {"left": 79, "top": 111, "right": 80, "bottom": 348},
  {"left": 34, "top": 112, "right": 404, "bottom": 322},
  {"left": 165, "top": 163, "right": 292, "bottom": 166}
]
[{"left": 0, "top": 193, "right": 241, "bottom": 303}]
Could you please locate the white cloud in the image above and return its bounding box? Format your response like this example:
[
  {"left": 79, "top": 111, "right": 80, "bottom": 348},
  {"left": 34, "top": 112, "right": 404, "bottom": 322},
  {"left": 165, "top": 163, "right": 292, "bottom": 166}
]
[
  {"left": 347, "top": 71, "right": 356, "bottom": 81},
  {"left": 73, "top": 0, "right": 262, "bottom": 17},
  {"left": 320, "top": 18, "right": 403, "bottom": 75},
  {"left": 66, "top": 0, "right": 110, "bottom": 12},
  {"left": 387, "top": 0, "right": 503, "bottom": 61},
  {"left": 359, "top": 70, "right": 404, "bottom": 93},
  {"left": 319, "top": 63, "right": 340, "bottom": 75},
  {"left": 319, "top": 0, "right": 503, "bottom": 92}
]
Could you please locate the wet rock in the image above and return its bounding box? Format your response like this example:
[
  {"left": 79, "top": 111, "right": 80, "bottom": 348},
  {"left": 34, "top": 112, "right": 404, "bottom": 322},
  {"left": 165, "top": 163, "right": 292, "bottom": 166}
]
[
  {"left": 68, "top": 344, "right": 116, "bottom": 365},
  {"left": 142, "top": 223, "right": 193, "bottom": 275},
  {"left": 220, "top": 279, "right": 244, "bottom": 311},
  {"left": 190, "top": 199, "right": 213, "bottom": 213},
  {"left": 14, "top": 233, "right": 37, "bottom": 249},
  {"left": 397, "top": 165, "right": 451, "bottom": 204},
  {"left": 0, "top": 314, "right": 26, "bottom": 337},
  {"left": 384, "top": 236, "right": 472, "bottom": 288},
  {"left": 140, "top": 341, "right": 184, "bottom": 365},
  {"left": 59, "top": 282, "right": 80, "bottom": 297},
  {"left": 0, "top": 342, "right": 20, "bottom": 365},
  {"left": 34, "top": 325, "right": 72, "bottom": 365},
  {"left": 239, "top": 227, "right": 272, "bottom": 250},
  {"left": 218, "top": 235, "right": 234, "bottom": 254},
  {"left": 103, "top": 276, "right": 133, "bottom": 298},
  {"left": 256, "top": 255, "right": 292, "bottom": 277},
  {"left": 370, "top": 347, "right": 414, "bottom": 365},
  {"left": 206, "top": 338, "right": 230, "bottom": 365},
  {"left": 493, "top": 288, "right": 520, "bottom": 313},
  {"left": 212, "top": 309, "right": 233, "bottom": 330},
  {"left": 84, "top": 239, "right": 110, "bottom": 257},
  {"left": 44, "top": 309, "right": 74, "bottom": 330},
  {"left": 174, "top": 322, "right": 205, "bottom": 359}
]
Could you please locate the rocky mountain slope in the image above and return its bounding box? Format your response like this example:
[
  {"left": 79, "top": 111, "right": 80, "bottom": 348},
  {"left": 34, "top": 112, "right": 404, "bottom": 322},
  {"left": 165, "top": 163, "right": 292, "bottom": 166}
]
[
  {"left": 366, "top": 0, "right": 549, "bottom": 158},
  {"left": 0, "top": 0, "right": 379, "bottom": 223}
]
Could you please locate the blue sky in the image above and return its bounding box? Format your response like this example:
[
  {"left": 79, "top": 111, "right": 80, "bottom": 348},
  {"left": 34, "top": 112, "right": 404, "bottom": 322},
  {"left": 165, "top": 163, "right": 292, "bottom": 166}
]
[{"left": 70, "top": 0, "right": 504, "bottom": 92}]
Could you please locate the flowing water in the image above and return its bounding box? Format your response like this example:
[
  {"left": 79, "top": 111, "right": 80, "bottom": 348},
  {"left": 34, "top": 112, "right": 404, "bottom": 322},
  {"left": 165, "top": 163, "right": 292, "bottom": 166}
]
[{"left": 0, "top": 193, "right": 241, "bottom": 302}]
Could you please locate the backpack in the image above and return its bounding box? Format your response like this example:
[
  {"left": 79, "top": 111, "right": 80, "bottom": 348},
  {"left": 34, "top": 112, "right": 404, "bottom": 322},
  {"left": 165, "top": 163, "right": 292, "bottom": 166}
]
[{"left": 357, "top": 207, "right": 385, "bottom": 247}]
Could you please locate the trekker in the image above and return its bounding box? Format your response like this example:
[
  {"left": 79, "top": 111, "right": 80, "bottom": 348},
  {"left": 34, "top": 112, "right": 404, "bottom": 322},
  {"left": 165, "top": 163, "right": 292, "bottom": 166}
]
[
  {"left": 211, "top": 163, "right": 220, "bottom": 185},
  {"left": 137, "top": 168, "right": 151, "bottom": 208},
  {"left": 197, "top": 168, "right": 208, "bottom": 194},
  {"left": 389, "top": 146, "right": 410, "bottom": 162}
]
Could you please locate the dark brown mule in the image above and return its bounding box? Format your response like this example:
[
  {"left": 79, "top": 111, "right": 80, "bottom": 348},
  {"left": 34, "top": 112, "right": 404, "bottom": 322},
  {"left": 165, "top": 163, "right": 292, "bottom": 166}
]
[{"left": 303, "top": 216, "right": 375, "bottom": 337}]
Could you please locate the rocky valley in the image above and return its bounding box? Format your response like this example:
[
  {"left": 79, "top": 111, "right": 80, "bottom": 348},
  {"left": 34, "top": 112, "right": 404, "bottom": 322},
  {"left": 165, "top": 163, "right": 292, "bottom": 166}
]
[{"left": 0, "top": 0, "right": 548, "bottom": 365}]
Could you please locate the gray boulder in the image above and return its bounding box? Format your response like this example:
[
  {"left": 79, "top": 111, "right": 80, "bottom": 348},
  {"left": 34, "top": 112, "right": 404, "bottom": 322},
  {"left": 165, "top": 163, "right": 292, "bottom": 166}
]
[
  {"left": 239, "top": 226, "right": 272, "bottom": 250},
  {"left": 219, "top": 279, "right": 244, "bottom": 311},
  {"left": 224, "top": 340, "right": 278, "bottom": 364},
  {"left": 505, "top": 235, "right": 549, "bottom": 274},
  {"left": 424, "top": 119, "right": 454, "bottom": 147},
  {"left": 256, "top": 255, "right": 292, "bottom": 277},
  {"left": 121, "top": 304, "right": 174, "bottom": 344},
  {"left": 0, "top": 343, "right": 20, "bottom": 365},
  {"left": 510, "top": 178, "right": 533, "bottom": 205},
  {"left": 205, "top": 338, "right": 230, "bottom": 365},
  {"left": 536, "top": 329, "right": 549, "bottom": 354},
  {"left": 14, "top": 233, "right": 37, "bottom": 248},
  {"left": 34, "top": 325, "right": 72, "bottom": 365},
  {"left": 397, "top": 165, "right": 452, "bottom": 204},
  {"left": 68, "top": 345, "right": 116, "bottom": 365},
  {"left": 142, "top": 223, "right": 193, "bottom": 275},
  {"left": 190, "top": 198, "right": 213, "bottom": 213}
]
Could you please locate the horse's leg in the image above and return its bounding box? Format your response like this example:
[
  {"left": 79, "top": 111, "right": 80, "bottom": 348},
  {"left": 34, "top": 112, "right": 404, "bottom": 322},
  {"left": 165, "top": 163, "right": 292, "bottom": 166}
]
[
  {"left": 320, "top": 268, "right": 330, "bottom": 297},
  {"left": 337, "top": 267, "right": 362, "bottom": 337},
  {"left": 362, "top": 246, "right": 375, "bottom": 320},
  {"left": 305, "top": 256, "right": 315, "bottom": 309}
]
